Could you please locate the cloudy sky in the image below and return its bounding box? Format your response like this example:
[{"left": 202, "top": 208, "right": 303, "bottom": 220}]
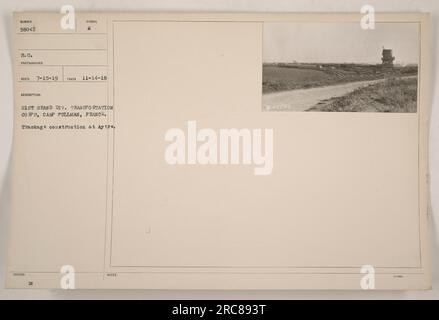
[{"left": 263, "top": 22, "right": 419, "bottom": 65}]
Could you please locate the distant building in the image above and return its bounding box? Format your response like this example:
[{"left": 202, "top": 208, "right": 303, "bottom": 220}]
[{"left": 381, "top": 48, "right": 395, "bottom": 67}]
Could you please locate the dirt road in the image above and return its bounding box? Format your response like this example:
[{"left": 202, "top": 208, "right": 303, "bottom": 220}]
[{"left": 262, "top": 78, "right": 394, "bottom": 112}]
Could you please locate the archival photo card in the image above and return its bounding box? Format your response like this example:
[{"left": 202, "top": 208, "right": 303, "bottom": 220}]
[
  {"left": 7, "top": 12, "right": 431, "bottom": 290},
  {"left": 262, "top": 22, "right": 420, "bottom": 112}
]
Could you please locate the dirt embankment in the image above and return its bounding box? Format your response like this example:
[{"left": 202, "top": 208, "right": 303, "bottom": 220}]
[{"left": 307, "top": 77, "right": 418, "bottom": 113}]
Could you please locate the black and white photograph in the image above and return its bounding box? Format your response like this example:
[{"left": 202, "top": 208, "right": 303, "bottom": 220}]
[{"left": 262, "top": 22, "right": 419, "bottom": 112}]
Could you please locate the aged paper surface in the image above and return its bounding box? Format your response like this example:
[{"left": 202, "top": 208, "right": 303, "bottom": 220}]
[{"left": 7, "top": 12, "right": 431, "bottom": 289}]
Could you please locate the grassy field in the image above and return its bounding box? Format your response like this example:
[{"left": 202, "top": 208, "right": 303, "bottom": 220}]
[
  {"left": 262, "top": 63, "right": 418, "bottom": 94},
  {"left": 307, "top": 77, "right": 418, "bottom": 113}
]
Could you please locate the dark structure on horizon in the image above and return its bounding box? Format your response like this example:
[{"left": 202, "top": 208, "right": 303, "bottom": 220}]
[{"left": 381, "top": 48, "right": 395, "bottom": 67}]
